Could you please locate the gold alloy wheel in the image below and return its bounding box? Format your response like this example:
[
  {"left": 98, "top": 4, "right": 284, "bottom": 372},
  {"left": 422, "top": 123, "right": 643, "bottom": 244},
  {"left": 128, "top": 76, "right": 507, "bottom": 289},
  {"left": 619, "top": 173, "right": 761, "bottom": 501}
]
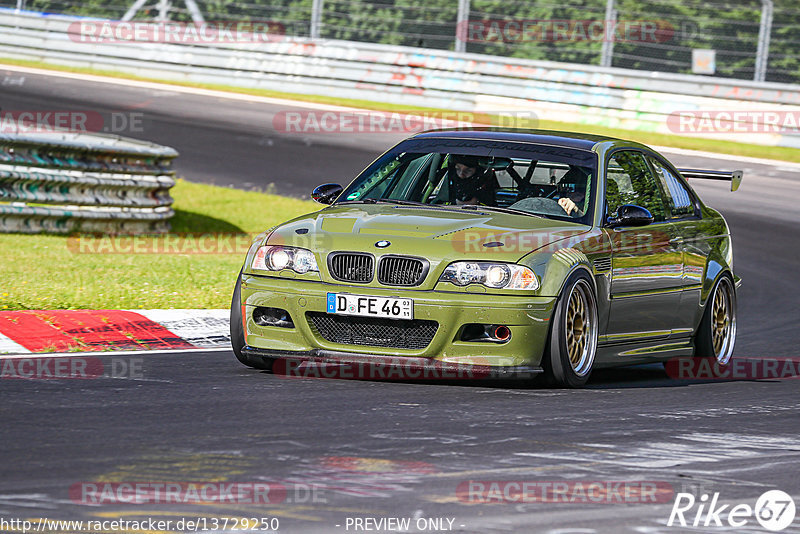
[
  {"left": 711, "top": 277, "right": 736, "bottom": 365},
  {"left": 564, "top": 279, "right": 598, "bottom": 376}
]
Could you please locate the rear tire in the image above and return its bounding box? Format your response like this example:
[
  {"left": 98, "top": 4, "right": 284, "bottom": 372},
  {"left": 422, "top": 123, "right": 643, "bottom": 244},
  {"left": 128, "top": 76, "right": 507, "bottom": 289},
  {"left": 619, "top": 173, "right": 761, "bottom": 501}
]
[
  {"left": 543, "top": 271, "right": 598, "bottom": 388},
  {"left": 694, "top": 274, "right": 736, "bottom": 364}
]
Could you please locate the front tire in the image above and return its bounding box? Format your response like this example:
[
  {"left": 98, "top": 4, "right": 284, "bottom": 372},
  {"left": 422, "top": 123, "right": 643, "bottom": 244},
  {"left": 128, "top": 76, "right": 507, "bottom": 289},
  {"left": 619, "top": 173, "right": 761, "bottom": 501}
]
[
  {"left": 543, "top": 271, "right": 599, "bottom": 388},
  {"left": 230, "top": 273, "right": 250, "bottom": 367},
  {"left": 694, "top": 274, "right": 736, "bottom": 364},
  {"left": 230, "top": 272, "right": 270, "bottom": 369}
]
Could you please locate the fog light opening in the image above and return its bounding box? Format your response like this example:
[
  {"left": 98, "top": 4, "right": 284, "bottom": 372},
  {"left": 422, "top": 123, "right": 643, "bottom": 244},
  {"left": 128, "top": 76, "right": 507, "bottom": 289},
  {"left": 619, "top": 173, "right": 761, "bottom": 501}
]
[
  {"left": 460, "top": 323, "right": 512, "bottom": 343},
  {"left": 253, "top": 307, "right": 294, "bottom": 328}
]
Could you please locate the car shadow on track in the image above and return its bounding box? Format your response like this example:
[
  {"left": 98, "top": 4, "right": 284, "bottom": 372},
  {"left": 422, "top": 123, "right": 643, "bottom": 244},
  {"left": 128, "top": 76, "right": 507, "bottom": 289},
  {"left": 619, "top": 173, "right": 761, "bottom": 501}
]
[
  {"left": 242, "top": 362, "right": 689, "bottom": 390},
  {"left": 585, "top": 364, "right": 690, "bottom": 389},
  {"left": 586, "top": 361, "right": 792, "bottom": 389},
  {"left": 237, "top": 360, "right": 780, "bottom": 390}
]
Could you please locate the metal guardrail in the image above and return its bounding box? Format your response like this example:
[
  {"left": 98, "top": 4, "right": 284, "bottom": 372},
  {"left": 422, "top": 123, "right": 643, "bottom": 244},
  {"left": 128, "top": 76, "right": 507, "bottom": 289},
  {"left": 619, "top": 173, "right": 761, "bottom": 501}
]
[
  {"left": 1, "top": 10, "right": 799, "bottom": 148},
  {"left": 0, "top": 130, "right": 178, "bottom": 234}
]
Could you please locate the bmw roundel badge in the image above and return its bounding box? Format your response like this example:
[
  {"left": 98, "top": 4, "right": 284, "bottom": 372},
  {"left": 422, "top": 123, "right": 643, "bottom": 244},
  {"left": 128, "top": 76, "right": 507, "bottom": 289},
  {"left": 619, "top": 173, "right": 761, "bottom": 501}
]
[{"left": 375, "top": 240, "right": 391, "bottom": 248}]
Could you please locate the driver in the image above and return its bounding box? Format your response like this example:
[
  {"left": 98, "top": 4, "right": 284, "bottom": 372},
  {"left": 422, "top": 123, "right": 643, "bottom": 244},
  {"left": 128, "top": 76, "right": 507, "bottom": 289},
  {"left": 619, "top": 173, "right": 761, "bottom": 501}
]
[
  {"left": 450, "top": 155, "right": 498, "bottom": 206},
  {"left": 556, "top": 167, "right": 589, "bottom": 217}
]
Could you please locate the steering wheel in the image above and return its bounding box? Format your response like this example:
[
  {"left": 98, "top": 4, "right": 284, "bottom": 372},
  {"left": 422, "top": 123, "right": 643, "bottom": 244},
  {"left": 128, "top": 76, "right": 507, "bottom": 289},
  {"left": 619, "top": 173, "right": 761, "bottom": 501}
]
[
  {"left": 509, "top": 196, "right": 570, "bottom": 217},
  {"left": 521, "top": 185, "right": 558, "bottom": 200}
]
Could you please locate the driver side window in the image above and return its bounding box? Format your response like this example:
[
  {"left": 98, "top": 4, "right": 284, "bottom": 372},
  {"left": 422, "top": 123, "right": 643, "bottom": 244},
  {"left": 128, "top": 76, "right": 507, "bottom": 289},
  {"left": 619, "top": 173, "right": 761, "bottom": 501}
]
[{"left": 606, "top": 151, "right": 667, "bottom": 222}]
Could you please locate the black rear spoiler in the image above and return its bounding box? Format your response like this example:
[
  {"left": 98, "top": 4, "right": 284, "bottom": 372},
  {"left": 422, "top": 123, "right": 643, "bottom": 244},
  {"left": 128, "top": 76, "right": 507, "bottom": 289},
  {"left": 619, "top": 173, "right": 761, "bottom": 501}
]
[{"left": 678, "top": 169, "right": 743, "bottom": 192}]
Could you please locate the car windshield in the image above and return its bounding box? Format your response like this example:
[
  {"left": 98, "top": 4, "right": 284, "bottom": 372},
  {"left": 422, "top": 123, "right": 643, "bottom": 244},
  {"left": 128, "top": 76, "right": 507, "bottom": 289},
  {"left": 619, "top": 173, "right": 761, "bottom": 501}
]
[{"left": 337, "top": 137, "right": 598, "bottom": 224}]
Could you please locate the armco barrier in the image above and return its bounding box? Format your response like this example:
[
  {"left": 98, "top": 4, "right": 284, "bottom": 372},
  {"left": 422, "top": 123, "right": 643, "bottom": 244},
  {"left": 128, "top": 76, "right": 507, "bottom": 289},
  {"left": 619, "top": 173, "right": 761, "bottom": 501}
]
[
  {"left": 1, "top": 10, "right": 800, "bottom": 148},
  {"left": 0, "top": 131, "right": 177, "bottom": 234}
]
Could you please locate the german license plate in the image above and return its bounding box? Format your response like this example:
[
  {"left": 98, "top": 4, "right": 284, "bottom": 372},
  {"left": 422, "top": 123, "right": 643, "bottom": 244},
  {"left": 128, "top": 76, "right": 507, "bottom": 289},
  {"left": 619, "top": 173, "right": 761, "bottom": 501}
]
[{"left": 327, "top": 293, "right": 413, "bottom": 320}]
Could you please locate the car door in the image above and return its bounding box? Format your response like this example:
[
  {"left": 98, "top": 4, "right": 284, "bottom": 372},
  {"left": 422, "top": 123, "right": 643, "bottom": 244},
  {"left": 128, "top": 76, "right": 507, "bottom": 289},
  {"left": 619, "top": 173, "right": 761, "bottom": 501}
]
[
  {"left": 604, "top": 150, "right": 684, "bottom": 342},
  {"left": 645, "top": 155, "right": 705, "bottom": 336}
]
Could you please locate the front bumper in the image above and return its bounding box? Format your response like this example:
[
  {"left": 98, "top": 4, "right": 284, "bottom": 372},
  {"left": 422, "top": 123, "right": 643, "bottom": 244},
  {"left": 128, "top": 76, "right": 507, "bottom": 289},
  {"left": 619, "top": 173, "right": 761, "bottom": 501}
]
[{"left": 241, "top": 274, "right": 557, "bottom": 368}]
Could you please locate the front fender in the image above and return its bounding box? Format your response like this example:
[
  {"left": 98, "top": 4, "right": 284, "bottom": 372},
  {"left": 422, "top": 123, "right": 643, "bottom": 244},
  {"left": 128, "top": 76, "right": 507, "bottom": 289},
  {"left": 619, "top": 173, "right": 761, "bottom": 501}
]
[{"left": 519, "top": 228, "right": 608, "bottom": 298}]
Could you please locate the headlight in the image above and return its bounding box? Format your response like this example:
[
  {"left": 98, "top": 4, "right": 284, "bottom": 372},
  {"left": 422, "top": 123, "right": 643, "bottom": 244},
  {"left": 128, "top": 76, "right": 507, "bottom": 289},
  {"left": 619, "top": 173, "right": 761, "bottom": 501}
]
[
  {"left": 439, "top": 262, "right": 539, "bottom": 290},
  {"left": 252, "top": 246, "right": 319, "bottom": 274},
  {"left": 269, "top": 248, "right": 291, "bottom": 270}
]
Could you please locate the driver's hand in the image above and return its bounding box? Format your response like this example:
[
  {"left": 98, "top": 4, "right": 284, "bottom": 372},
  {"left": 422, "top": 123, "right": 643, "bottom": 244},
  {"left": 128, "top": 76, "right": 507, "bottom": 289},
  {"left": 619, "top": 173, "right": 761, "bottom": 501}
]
[
  {"left": 456, "top": 197, "right": 478, "bottom": 206},
  {"left": 558, "top": 197, "right": 577, "bottom": 214}
]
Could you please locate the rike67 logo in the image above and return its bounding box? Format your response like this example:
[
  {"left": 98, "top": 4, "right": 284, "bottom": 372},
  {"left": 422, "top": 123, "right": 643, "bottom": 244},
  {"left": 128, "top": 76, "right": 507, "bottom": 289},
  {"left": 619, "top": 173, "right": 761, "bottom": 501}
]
[{"left": 667, "top": 490, "right": 796, "bottom": 531}]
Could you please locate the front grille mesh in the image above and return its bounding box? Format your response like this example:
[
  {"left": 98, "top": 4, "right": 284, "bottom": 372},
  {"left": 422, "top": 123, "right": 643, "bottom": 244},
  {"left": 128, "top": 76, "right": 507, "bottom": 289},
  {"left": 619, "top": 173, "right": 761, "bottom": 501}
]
[
  {"left": 378, "top": 256, "right": 426, "bottom": 286},
  {"left": 329, "top": 253, "right": 373, "bottom": 283},
  {"left": 307, "top": 312, "right": 438, "bottom": 350}
]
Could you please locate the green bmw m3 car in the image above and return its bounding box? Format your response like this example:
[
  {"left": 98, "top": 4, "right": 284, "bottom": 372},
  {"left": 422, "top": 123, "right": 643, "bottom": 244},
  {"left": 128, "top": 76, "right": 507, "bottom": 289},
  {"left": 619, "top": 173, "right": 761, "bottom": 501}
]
[{"left": 230, "top": 129, "right": 741, "bottom": 387}]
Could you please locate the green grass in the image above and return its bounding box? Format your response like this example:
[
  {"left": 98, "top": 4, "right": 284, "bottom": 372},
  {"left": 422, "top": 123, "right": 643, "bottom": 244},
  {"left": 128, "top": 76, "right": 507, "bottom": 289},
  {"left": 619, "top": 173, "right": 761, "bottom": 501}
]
[
  {"left": 3, "top": 57, "right": 800, "bottom": 163},
  {"left": 0, "top": 180, "right": 319, "bottom": 310}
]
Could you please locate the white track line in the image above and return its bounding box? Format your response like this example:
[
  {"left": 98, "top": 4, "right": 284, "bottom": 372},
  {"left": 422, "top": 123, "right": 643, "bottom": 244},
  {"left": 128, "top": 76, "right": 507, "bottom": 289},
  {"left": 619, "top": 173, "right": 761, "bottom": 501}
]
[
  {"left": 3, "top": 63, "right": 799, "bottom": 167},
  {"left": 0, "top": 63, "right": 362, "bottom": 112},
  {"left": 0, "top": 347, "right": 230, "bottom": 359}
]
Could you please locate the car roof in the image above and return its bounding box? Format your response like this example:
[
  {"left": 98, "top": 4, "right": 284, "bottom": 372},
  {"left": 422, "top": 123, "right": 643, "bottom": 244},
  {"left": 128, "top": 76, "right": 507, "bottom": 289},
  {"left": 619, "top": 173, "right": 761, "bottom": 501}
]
[{"left": 410, "top": 128, "right": 623, "bottom": 150}]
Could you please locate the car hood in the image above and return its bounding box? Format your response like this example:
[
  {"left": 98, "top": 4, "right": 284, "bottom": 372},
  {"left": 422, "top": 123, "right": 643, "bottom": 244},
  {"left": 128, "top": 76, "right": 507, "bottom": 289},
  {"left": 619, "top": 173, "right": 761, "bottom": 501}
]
[{"left": 266, "top": 204, "right": 589, "bottom": 264}]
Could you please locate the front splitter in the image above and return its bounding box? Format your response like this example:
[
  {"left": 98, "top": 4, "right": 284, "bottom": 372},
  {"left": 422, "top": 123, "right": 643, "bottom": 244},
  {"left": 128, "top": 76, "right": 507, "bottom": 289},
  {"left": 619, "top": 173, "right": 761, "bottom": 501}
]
[{"left": 242, "top": 346, "right": 543, "bottom": 381}]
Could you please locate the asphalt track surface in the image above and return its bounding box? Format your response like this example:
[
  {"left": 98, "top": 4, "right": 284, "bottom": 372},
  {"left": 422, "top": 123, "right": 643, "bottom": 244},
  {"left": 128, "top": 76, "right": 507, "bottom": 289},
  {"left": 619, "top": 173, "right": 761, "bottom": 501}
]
[{"left": 1, "top": 67, "right": 800, "bottom": 533}]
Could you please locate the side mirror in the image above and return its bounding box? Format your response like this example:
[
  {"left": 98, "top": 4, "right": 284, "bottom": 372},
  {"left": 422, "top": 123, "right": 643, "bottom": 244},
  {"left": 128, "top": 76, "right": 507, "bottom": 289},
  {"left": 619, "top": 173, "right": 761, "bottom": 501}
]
[
  {"left": 311, "top": 183, "right": 343, "bottom": 205},
  {"left": 607, "top": 204, "right": 654, "bottom": 227}
]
